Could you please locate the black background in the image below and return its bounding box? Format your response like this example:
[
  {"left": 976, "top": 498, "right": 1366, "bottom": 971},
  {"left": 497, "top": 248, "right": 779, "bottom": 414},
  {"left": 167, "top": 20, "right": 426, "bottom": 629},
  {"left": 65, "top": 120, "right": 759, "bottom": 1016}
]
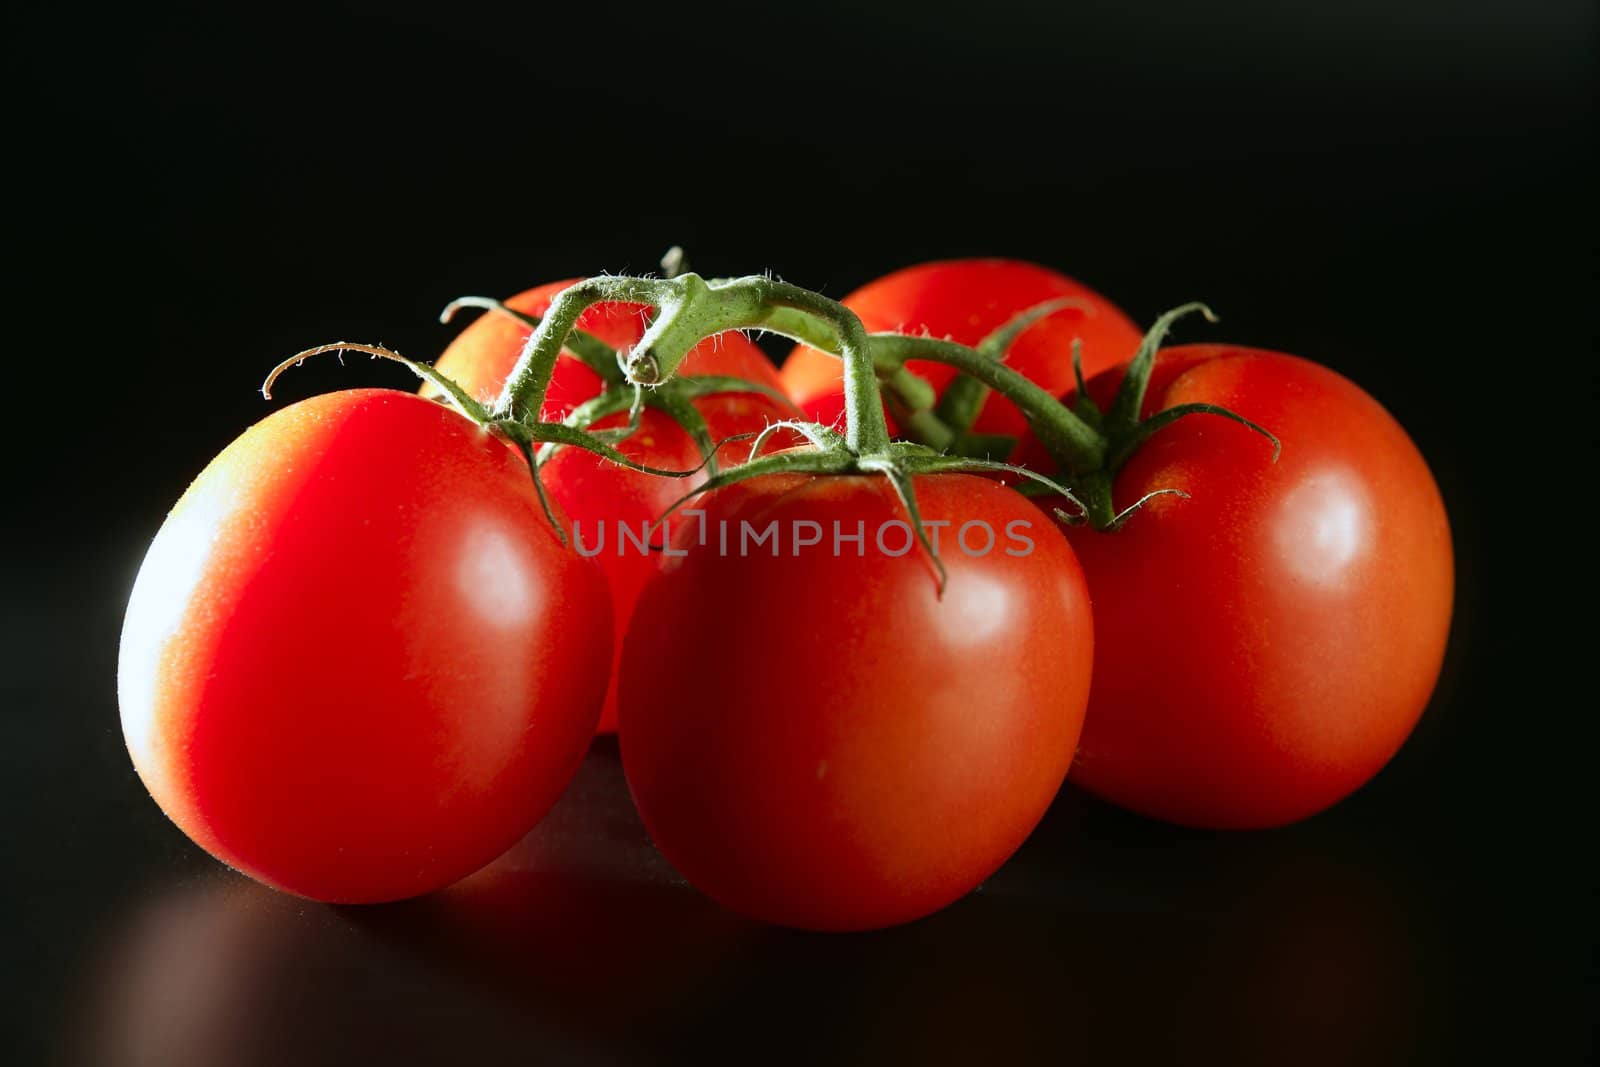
[{"left": 4, "top": 1, "right": 1594, "bottom": 1063}]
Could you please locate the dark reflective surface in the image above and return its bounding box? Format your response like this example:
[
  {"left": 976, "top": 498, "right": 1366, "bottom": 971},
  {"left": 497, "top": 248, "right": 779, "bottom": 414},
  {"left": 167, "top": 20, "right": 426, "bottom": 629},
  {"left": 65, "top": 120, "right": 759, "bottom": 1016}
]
[
  {"left": 3, "top": 522, "right": 1588, "bottom": 1065},
  {"left": 11, "top": 715, "right": 1574, "bottom": 1066}
]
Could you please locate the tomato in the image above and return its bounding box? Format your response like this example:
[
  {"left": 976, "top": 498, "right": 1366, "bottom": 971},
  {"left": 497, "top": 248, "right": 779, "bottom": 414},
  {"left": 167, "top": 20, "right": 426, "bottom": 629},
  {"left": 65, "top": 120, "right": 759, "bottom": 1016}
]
[
  {"left": 433, "top": 280, "right": 798, "bottom": 733},
  {"left": 618, "top": 470, "right": 1093, "bottom": 931},
  {"left": 779, "top": 258, "right": 1142, "bottom": 448},
  {"left": 1049, "top": 345, "right": 1453, "bottom": 829},
  {"left": 118, "top": 389, "right": 612, "bottom": 902}
]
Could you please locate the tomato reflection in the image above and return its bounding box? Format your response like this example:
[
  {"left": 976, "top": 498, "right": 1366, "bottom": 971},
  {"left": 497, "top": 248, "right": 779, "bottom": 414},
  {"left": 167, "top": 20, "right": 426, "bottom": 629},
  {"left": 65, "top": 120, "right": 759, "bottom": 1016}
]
[{"left": 72, "top": 755, "right": 1442, "bottom": 1065}]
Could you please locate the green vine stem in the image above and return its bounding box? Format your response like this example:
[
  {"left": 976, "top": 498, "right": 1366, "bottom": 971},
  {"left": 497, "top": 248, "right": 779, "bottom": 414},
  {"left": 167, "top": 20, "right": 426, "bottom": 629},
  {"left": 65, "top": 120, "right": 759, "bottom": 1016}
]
[
  {"left": 930, "top": 297, "right": 1089, "bottom": 454},
  {"left": 867, "top": 334, "right": 1107, "bottom": 473},
  {"left": 489, "top": 274, "right": 1093, "bottom": 589},
  {"left": 495, "top": 274, "right": 895, "bottom": 454},
  {"left": 627, "top": 275, "right": 894, "bottom": 455},
  {"left": 491, "top": 276, "right": 670, "bottom": 423},
  {"left": 488, "top": 273, "right": 1278, "bottom": 536},
  {"left": 620, "top": 278, "right": 1105, "bottom": 470}
]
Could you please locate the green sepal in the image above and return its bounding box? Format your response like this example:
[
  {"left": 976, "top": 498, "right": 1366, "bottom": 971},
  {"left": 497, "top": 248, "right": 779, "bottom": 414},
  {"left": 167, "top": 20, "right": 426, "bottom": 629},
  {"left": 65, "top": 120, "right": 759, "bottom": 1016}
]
[
  {"left": 1069, "top": 339, "right": 1103, "bottom": 428},
  {"left": 1104, "top": 302, "right": 1217, "bottom": 437},
  {"left": 933, "top": 296, "right": 1089, "bottom": 437},
  {"left": 1105, "top": 401, "right": 1281, "bottom": 473}
]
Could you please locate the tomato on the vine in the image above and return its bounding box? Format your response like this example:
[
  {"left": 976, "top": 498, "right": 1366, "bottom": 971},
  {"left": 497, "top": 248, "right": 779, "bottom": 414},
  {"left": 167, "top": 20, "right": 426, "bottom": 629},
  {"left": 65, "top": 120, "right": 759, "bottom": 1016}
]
[
  {"left": 433, "top": 280, "right": 799, "bottom": 732},
  {"left": 1037, "top": 345, "right": 1453, "bottom": 829},
  {"left": 118, "top": 389, "right": 612, "bottom": 902},
  {"left": 618, "top": 470, "right": 1093, "bottom": 931},
  {"left": 780, "top": 258, "right": 1142, "bottom": 447}
]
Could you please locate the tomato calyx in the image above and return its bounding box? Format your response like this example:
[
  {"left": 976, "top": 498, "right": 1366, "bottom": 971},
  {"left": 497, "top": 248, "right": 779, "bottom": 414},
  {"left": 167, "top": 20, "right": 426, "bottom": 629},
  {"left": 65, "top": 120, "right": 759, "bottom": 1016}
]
[
  {"left": 482, "top": 271, "right": 1276, "bottom": 549},
  {"left": 440, "top": 292, "right": 794, "bottom": 479},
  {"left": 1053, "top": 303, "right": 1281, "bottom": 529},
  {"left": 651, "top": 429, "right": 1080, "bottom": 593},
  {"left": 498, "top": 272, "right": 1082, "bottom": 592},
  {"left": 862, "top": 301, "right": 1282, "bottom": 530}
]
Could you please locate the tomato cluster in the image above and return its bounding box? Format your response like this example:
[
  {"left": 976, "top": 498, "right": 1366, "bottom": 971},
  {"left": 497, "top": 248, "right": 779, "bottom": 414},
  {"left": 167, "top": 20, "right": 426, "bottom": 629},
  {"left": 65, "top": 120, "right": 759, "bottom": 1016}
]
[{"left": 118, "top": 258, "right": 1453, "bottom": 930}]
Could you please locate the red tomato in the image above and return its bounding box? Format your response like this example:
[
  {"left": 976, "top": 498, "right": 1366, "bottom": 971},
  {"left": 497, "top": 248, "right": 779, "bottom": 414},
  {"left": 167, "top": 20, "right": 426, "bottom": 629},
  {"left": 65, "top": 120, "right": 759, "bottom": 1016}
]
[
  {"left": 1053, "top": 345, "right": 1453, "bottom": 828},
  {"left": 779, "top": 259, "right": 1142, "bottom": 446},
  {"left": 118, "top": 389, "right": 612, "bottom": 902},
  {"left": 618, "top": 471, "right": 1094, "bottom": 930},
  {"left": 433, "top": 280, "right": 798, "bottom": 733}
]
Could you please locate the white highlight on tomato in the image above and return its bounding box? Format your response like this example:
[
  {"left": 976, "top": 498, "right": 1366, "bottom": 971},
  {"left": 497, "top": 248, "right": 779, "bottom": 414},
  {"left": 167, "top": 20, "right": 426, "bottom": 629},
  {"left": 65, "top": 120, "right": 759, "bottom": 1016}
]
[
  {"left": 117, "top": 481, "right": 235, "bottom": 777},
  {"left": 1275, "top": 468, "right": 1372, "bottom": 589},
  {"left": 455, "top": 517, "right": 541, "bottom": 629},
  {"left": 941, "top": 568, "right": 1013, "bottom": 646}
]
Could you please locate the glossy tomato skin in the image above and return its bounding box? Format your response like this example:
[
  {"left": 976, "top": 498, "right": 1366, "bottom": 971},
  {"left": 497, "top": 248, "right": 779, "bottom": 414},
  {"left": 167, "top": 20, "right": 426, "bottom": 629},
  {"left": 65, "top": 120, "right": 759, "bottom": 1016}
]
[
  {"left": 433, "top": 279, "right": 797, "bottom": 733},
  {"left": 618, "top": 472, "right": 1093, "bottom": 931},
  {"left": 780, "top": 259, "right": 1142, "bottom": 447},
  {"left": 1058, "top": 346, "right": 1453, "bottom": 829},
  {"left": 118, "top": 389, "right": 612, "bottom": 903}
]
